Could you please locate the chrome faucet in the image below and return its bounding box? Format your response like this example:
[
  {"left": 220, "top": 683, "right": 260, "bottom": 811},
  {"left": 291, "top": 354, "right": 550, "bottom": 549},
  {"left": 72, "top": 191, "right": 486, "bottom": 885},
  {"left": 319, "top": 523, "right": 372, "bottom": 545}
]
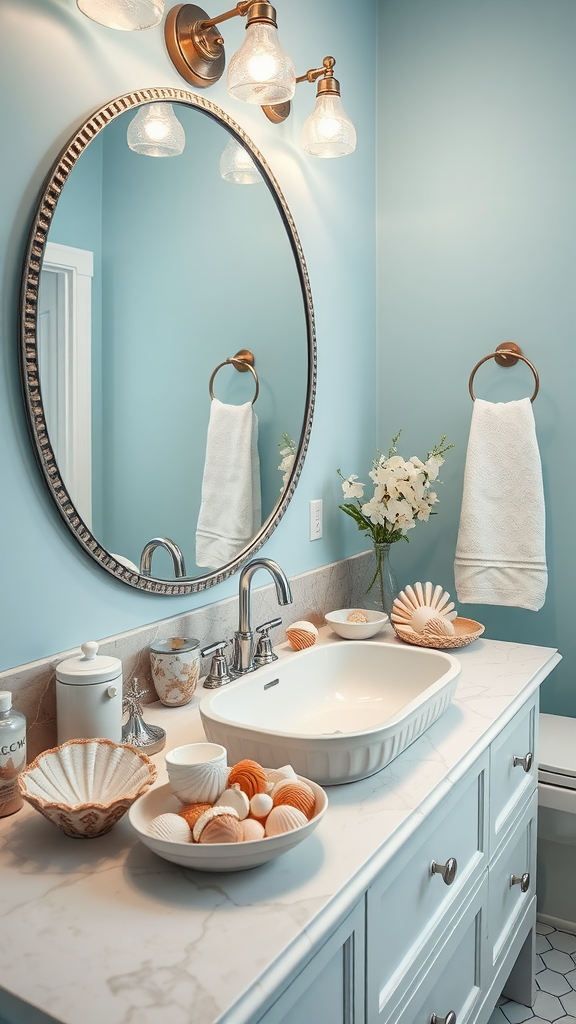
[
  {"left": 232, "top": 558, "right": 293, "bottom": 675},
  {"left": 139, "top": 537, "right": 187, "bottom": 578}
]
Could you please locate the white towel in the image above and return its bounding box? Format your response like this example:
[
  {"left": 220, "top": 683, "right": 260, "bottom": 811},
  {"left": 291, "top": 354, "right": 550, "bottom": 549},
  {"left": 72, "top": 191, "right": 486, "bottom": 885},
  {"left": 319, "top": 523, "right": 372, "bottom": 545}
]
[
  {"left": 196, "top": 399, "right": 261, "bottom": 569},
  {"left": 454, "top": 398, "right": 547, "bottom": 611}
]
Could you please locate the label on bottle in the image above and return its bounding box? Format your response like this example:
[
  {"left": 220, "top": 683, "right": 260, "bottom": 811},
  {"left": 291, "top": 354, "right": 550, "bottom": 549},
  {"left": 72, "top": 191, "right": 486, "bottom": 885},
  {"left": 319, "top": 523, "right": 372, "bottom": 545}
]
[{"left": 0, "top": 734, "right": 26, "bottom": 817}]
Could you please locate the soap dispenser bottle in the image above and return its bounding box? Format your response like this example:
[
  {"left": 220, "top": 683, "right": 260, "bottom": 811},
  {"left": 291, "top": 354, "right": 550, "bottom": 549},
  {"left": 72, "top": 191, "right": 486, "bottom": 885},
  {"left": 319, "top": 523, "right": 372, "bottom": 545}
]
[
  {"left": 0, "top": 691, "right": 26, "bottom": 817},
  {"left": 56, "top": 642, "right": 123, "bottom": 745}
]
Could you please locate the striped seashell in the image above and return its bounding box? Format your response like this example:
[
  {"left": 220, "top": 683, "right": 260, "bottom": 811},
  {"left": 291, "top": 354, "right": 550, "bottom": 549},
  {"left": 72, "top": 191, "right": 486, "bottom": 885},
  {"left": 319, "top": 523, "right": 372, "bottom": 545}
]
[
  {"left": 148, "top": 812, "right": 192, "bottom": 843},
  {"left": 199, "top": 814, "right": 244, "bottom": 844},
  {"left": 391, "top": 582, "right": 457, "bottom": 634},
  {"left": 272, "top": 780, "right": 316, "bottom": 820},
  {"left": 228, "top": 759, "right": 267, "bottom": 799},
  {"left": 265, "top": 804, "right": 308, "bottom": 837},
  {"left": 285, "top": 621, "right": 318, "bottom": 651},
  {"left": 419, "top": 616, "right": 456, "bottom": 638},
  {"left": 177, "top": 802, "right": 212, "bottom": 833},
  {"left": 193, "top": 804, "right": 240, "bottom": 842},
  {"left": 241, "top": 818, "right": 265, "bottom": 842}
]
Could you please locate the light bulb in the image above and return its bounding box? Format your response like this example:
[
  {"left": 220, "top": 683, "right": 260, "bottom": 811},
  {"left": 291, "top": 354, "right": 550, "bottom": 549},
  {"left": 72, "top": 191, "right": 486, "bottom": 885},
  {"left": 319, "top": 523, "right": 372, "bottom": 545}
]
[
  {"left": 76, "top": 0, "right": 164, "bottom": 30},
  {"left": 220, "top": 138, "right": 262, "bottom": 185},
  {"left": 301, "top": 91, "right": 357, "bottom": 159},
  {"left": 228, "top": 22, "right": 295, "bottom": 104},
  {"left": 127, "top": 103, "right": 186, "bottom": 157}
]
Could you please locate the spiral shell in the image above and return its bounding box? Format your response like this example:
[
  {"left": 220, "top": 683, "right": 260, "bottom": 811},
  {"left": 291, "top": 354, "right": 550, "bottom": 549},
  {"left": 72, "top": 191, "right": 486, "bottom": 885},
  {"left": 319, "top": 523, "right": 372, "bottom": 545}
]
[
  {"left": 391, "top": 582, "right": 457, "bottom": 634},
  {"left": 148, "top": 812, "right": 192, "bottom": 843},
  {"left": 285, "top": 621, "right": 318, "bottom": 651},
  {"left": 178, "top": 802, "right": 212, "bottom": 833},
  {"left": 265, "top": 805, "right": 308, "bottom": 837},
  {"left": 199, "top": 814, "right": 244, "bottom": 844},
  {"left": 241, "top": 818, "right": 265, "bottom": 842},
  {"left": 227, "top": 759, "right": 267, "bottom": 799},
  {"left": 272, "top": 781, "right": 316, "bottom": 820}
]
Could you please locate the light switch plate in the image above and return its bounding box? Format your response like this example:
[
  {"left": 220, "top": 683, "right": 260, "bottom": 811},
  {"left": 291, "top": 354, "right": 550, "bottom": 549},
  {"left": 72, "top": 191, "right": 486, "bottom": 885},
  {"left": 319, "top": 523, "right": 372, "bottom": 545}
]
[{"left": 309, "top": 499, "right": 322, "bottom": 541}]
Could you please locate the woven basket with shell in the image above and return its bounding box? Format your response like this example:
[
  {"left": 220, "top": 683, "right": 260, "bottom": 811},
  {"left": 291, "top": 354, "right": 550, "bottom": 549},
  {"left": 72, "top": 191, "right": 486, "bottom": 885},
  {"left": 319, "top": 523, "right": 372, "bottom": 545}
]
[{"left": 391, "top": 582, "right": 484, "bottom": 649}]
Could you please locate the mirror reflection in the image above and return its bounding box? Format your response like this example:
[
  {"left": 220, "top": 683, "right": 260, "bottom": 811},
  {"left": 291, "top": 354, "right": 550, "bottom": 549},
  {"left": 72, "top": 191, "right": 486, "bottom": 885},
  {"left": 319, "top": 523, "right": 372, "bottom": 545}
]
[{"left": 35, "top": 98, "right": 311, "bottom": 584}]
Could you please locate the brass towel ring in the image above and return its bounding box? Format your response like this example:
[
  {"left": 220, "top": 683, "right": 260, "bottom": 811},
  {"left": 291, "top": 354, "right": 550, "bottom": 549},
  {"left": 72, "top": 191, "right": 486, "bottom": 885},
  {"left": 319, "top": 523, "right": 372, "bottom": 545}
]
[
  {"left": 468, "top": 342, "right": 539, "bottom": 402},
  {"left": 209, "top": 348, "right": 260, "bottom": 405}
]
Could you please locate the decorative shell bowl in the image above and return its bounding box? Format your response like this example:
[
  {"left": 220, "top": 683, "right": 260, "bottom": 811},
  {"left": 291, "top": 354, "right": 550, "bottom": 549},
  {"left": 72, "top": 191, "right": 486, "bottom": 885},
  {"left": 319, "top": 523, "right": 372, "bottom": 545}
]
[
  {"left": 390, "top": 582, "right": 484, "bottom": 649},
  {"left": 18, "top": 738, "right": 158, "bottom": 838},
  {"left": 129, "top": 773, "right": 328, "bottom": 871},
  {"left": 324, "top": 608, "right": 388, "bottom": 640},
  {"left": 393, "top": 617, "right": 485, "bottom": 650}
]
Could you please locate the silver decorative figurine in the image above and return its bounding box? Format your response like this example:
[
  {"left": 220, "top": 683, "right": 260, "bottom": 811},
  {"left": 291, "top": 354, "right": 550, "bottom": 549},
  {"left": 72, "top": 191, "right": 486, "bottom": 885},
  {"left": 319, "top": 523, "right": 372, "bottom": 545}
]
[{"left": 122, "top": 678, "right": 166, "bottom": 755}]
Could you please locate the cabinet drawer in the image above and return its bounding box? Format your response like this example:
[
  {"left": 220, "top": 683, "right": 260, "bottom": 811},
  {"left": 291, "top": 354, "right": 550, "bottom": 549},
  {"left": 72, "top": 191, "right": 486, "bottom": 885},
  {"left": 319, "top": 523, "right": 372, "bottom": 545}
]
[
  {"left": 367, "top": 752, "right": 487, "bottom": 1011},
  {"left": 489, "top": 697, "right": 537, "bottom": 853},
  {"left": 374, "top": 876, "right": 487, "bottom": 1024},
  {"left": 488, "top": 789, "right": 537, "bottom": 968}
]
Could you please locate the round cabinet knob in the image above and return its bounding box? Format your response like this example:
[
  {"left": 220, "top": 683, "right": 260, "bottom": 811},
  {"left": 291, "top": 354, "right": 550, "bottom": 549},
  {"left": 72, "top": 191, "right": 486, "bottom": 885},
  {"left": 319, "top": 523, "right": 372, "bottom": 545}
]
[
  {"left": 513, "top": 752, "right": 533, "bottom": 773},
  {"left": 430, "top": 1012, "right": 457, "bottom": 1024},
  {"left": 431, "top": 858, "right": 458, "bottom": 885},
  {"left": 107, "top": 685, "right": 118, "bottom": 698},
  {"left": 511, "top": 872, "right": 530, "bottom": 893}
]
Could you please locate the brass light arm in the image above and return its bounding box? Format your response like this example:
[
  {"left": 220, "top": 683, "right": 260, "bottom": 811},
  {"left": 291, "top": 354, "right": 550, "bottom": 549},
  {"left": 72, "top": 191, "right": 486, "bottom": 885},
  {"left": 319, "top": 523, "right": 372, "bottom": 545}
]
[
  {"left": 200, "top": 0, "right": 254, "bottom": 30},
  {"left": 295, "top": 56, "right": 336, "bottom": 85},
  {"left": 263, "top": 57, "right": 339, "bottom": 124}
]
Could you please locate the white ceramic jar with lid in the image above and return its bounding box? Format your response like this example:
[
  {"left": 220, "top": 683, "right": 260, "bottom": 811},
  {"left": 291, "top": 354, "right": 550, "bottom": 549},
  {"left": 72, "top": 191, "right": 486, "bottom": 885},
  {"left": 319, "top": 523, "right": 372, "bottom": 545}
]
[{"left": 56, "top": 641, "right": 123, "bottom": 744}]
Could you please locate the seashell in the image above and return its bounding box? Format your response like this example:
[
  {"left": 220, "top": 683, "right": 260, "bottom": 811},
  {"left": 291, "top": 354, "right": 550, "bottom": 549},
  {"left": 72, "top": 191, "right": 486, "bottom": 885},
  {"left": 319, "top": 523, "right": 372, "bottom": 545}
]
[
  {"left": 347, "top": 609, "right": 369, "bottom": 623},
  {"left": 285, "top": 621, "right": 318, "bottom": 651},
  {"left": 18, "top": 738, "right": 157, "bottom": 838},
  {"left": 265, "top": 804, "right": 308, "bottom": 837},
  {"left": 148, "top": 812, "right": 192, "bottom": 843},
  {"left": 178, "top": 802, "right": 213, "bottom": 833},
  {"left": 391, "top": 582, "right": 458, "bottom": 634},
  {"left": 227, "top": 759, "right": 267, "bottom": 799},
  {"left": 272, "top": 780, "right": 316, "bottom": 820},
  {"left": 266, "top": 765, "right": 297, "bottom": 787},
  {"left": 193, "top": 804, "right": 240, "bottom": 842},
  {"left": 419, "top": 616, "right": 455, "bottom": 638},
  {"left": 250, "top": 792, "right": 273, "bottom": 821},
  {"left": 241, "top": 818, "right": 265, "bottom": 842},
  {"left": 215, "top": 784, "right": 250, "bottom": 820},
  {"left": 199, "top": 813, "right": 244, "bottom": 844}
]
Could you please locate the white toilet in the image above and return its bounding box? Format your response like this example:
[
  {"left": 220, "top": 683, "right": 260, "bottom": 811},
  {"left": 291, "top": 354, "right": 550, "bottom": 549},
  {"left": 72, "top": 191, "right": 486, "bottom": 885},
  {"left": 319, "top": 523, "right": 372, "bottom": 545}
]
[{"left": 537, "top": 713, "right": 576, "bottom": 931}]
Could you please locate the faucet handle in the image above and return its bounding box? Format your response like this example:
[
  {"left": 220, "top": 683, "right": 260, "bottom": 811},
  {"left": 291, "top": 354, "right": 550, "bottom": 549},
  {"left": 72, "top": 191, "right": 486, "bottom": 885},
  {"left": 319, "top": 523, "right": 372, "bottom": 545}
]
[
  {"left": 254, "top": 618, "right": 282, "bottom": 667},
  {"left": 201, "top": 640, "right": 233, "bottom": 689}
]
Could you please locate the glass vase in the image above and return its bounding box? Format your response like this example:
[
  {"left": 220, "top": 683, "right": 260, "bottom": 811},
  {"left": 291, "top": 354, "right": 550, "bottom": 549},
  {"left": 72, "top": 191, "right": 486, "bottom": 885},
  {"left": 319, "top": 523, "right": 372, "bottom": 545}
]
[{"left": 364, "top": 542, "right": 398, "bottom": 617}]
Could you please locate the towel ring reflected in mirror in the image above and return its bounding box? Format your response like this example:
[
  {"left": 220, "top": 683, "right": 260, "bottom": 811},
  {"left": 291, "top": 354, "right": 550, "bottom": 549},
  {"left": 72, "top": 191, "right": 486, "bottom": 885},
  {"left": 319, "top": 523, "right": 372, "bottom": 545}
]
[
  {"left": 468, "top": 342, "right": 539, "bottom": 403},
  {"left": 209, "top": 349, "right": 260, "bottom": 405}
]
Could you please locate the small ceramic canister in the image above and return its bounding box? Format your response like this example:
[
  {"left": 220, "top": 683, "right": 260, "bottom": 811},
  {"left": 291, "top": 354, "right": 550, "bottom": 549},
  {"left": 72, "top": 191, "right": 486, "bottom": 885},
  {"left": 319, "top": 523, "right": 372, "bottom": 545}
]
[
  {"left": 149, "top": 637, "right": 200, "bottom": 707},
  {"left": 165, "top": 742, "right": 229, "bottom": 804}
]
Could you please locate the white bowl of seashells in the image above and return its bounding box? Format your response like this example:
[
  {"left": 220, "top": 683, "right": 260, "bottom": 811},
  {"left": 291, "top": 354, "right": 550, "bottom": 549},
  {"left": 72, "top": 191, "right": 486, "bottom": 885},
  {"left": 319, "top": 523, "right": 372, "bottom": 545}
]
[
  {"left": 129, "top": 758, "right": 328, "bottom": 871},
  {"left": 324, "top": 608, "right": 389, "bottom": 640}
]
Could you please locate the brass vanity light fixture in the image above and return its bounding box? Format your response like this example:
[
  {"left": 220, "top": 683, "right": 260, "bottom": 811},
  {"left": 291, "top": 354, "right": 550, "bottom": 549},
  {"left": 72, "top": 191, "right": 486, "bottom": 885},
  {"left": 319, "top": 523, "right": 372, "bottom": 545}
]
[
  {"left": 77, "top": 0, "right": 165, "bottom": 30},
  {"left": 220, "top": 136, "right": 262, "bottom": 183},
  {"left": 165, "top": 2, "right": 295, "bottom": 103},
  {"left": 263, "top": 57, "right": 357, "bottom": 158},
  {"left": 127, "top": 102, "right": 186, "bottom": 156}
]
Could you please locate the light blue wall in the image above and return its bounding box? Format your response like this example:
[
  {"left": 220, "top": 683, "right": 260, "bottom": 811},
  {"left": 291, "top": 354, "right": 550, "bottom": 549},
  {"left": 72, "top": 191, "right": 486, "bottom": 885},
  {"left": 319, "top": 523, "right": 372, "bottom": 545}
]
[
  {"left": 0, "top": 0, "right": 376, "bottom": 670},
  {"left": 376, "top": 0, "right": 576, "bottom": 715}
]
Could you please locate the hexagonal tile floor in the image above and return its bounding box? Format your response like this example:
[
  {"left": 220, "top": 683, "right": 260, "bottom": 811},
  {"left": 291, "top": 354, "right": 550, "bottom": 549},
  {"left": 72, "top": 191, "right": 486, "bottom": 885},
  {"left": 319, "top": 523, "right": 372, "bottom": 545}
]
[{"left": 488, "top": 924, "right": 576, "bottom": 1024}]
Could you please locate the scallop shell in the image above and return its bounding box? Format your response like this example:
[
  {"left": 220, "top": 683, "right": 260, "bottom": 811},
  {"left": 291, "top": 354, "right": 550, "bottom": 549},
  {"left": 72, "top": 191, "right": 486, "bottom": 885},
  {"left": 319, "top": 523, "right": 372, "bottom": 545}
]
[
  {"left": 241, "top": 818, "right": 266, "bottom": 842},
  {"left": 419, "top": 616, "right": 455, "bottom": 638},
  {"left": 250, "top": 792, "right": 273, "bottom": 821},
  {"left": 272, "top": 781, "right": 316, "bottom": 820},
  {"left": 265, "top": 804, "right": 308, "bottom": 837},
  {"left": 178, "top": 802, "right": 213, "bottom": 833},
  {"left": 193, "top": 804, "right": 240, "bottom": 842},
  {"left": 215, "top": 784, "right": 250, "bottom": 820},
  {"left": 199, "top": 814, "right": 244, "bottom": 844},
  {"left": 148, "top": 812, "right": 192, "bottom": 843},
  {"left": 347, "top": 610, "right": 369, "bottom": 623},
  {"left": 227, "top": 759, "right": 267, "bottom": 799},
  {"left": 391, "top": 582, "right": 458, "bottom": 633},
  {"left": 285, "top": 621, "right": 318, "bottom": 650}
]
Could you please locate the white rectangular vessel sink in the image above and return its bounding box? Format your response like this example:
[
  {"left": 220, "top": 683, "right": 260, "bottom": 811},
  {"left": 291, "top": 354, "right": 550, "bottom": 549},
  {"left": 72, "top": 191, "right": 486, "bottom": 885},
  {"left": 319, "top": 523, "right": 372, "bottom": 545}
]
[{"left": 200, "top": 641, "right": 460, "bottom": 785}]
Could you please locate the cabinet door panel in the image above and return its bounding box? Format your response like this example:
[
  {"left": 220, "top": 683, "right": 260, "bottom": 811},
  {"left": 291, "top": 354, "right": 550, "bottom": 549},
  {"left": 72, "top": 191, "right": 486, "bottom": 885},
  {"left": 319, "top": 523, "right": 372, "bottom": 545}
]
[
  {"left": 490, "top": 697, "right": 537, "bottom": 853},
  {"left": 488, "top": 790, "right": 537, "bottom": 968},
  {"left": 367, "top": 753, "right": 487, "bottom": 1010}
]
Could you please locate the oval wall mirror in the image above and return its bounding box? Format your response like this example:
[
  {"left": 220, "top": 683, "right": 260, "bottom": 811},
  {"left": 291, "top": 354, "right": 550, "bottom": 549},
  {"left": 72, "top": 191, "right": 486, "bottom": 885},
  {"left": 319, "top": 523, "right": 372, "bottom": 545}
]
[{"left": 20, "top": 88, "right": 315, "bottom": 595}]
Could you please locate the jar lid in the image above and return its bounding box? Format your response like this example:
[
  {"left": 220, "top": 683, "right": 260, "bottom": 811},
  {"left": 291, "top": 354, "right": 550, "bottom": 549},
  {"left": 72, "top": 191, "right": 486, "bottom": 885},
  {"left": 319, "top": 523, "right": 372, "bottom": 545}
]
[
  {"left": 149, "top": 637, "right": 200, "bottom": 655},
  {"left": 56, "top": 642, "right": 122, "bottom": 685}
]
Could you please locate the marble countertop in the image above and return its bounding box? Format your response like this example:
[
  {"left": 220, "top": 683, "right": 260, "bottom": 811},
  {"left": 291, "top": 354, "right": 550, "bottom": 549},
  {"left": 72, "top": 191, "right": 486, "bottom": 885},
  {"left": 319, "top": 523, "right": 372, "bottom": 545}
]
[{"left": 0, "top": 627, "right": 560, "bottom": 1024}]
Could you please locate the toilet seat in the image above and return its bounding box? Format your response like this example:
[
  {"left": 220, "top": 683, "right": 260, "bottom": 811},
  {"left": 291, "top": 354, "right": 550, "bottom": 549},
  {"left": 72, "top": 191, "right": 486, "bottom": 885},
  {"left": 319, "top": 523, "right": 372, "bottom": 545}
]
[{"left": 539, "top": 713, "right": 576, "bottom": 790}]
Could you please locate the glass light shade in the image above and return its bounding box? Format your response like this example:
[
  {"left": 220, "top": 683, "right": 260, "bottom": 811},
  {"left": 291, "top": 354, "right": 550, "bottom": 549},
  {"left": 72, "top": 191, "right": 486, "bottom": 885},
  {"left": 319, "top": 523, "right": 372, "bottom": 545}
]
[
  {"left": 301, "top": 93, "right": 357, "bottom": 159},
  {"left": 76, "top": 0, "right": 164, "bottom": 30},
  {"left": 220, "top": 138, "right": 262, "bottom": 185},
  {"left": 127, "top": 103, "right": 185, "bottom": 157},
  {"left": 227, "top": 23, "right": 295, "bottom": 104}
]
